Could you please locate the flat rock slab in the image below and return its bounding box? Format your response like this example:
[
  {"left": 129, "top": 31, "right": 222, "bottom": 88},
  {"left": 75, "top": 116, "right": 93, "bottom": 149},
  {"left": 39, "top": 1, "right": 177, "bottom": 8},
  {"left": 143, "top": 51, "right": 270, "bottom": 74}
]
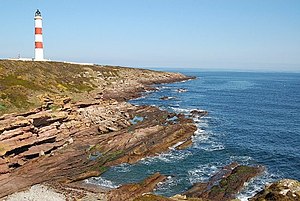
[{"left": 0, "top": 105, "right": 196, "bottom": 198}]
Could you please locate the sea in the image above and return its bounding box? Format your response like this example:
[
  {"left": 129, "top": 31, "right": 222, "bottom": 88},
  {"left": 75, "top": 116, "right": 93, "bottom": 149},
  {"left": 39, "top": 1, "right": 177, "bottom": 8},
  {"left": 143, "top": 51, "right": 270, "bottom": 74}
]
[{"left": 87, "top": 71, "right": 300, "bottom": 200}]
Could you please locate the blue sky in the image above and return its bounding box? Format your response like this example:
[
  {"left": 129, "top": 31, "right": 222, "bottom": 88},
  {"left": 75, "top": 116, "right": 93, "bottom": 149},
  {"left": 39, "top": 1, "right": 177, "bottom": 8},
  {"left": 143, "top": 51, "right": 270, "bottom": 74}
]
[{"left": 0, "top": 0, "right": 300, "bottom": 71}]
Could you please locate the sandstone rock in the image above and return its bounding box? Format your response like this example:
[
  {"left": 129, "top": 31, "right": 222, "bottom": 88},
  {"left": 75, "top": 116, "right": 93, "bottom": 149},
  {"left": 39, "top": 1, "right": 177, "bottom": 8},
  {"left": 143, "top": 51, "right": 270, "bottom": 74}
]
[
  {"left": 20, "top": 143, "right": 56, "bottom": 157},
  {"left": 0, "top": 163, "right": 9, "bottom": 174},
  {"left": 0, "top": 157, "right": 7, "bottom": 164},
  {"left": 0, "top": 63, "right": 195, "bottom": 199},
  {"left": 75, "top": 101, "right": 99, "bottom": 108},
  {"left": 0, "top": 133, "right": 35, "bottom": 157},
  {"left": 0, "top": 119, "right": 31, "bottom": 134},
  {"left": 107, "top": 173, "right": 167, "bottom": 201},
  {"left": 0, "top": 126, "right": 33, "bottom": 141}
]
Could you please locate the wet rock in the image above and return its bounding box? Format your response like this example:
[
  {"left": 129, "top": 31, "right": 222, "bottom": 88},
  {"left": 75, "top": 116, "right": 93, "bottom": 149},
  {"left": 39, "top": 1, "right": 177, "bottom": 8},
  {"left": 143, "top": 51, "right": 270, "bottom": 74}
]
[
  {"left": 160, "top": 96, "right": 174, "bottom": 100},
  {"left": 250, "top": 179, "right": 300, "bottom": 201},
  {"left": 184, "top": 163, "right": 264, "bottom": 201},
  {"left": 176, "top": 88, "right": 187, "bottom": 93},
  {"left": 189, "top": 110, "right": 208, "bottom": 118}
]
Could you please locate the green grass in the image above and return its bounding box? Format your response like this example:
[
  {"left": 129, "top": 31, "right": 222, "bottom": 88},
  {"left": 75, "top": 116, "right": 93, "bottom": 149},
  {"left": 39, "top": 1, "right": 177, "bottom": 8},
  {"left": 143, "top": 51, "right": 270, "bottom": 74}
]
[
  {"left": 0, "top": 103, "right": 5, "bottom": 110},
  {"left": 98, "top": 166, "right": 109, "bottom": 174},
  {"left": 0, "top": 59, "right": 174, "bottom": 115},
  {"left": 0, "top": 75, "right": 44, "bottom": 91}
]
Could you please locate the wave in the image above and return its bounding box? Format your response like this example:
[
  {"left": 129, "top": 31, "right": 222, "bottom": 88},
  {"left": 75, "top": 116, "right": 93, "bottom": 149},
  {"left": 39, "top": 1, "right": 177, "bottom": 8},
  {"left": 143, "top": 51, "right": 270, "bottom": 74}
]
[
  {"left": 110, "top": 163, "right": 131, "bottom": 173},
  {"left": 188, "top": 162, "right": 222, "bottom": 184},
  {"left": 187, "top": 160, "right": 279, "bottom": 200},
  {"left": 85, "top": 177, "right": 120, "bottom": 189},
  {"left": 155, "top": 176, "right": 181, "bottom": 195},
  {"left": 170, "top": 107, "right": 191, "bottom": 114},
  {"left": 140, "top": 150, "right": 192, "bottom": 165},
  {"left": 229, "top": 155, "right": 254, "bottom": 164},
  {"left": 192, "top": 127, "right": 225, "bottom": 152},
  {"left": 131, "top": 96, "right": 147, "bottom": 101},
  {"left": 236, "top": 169, "right": 281, "bottom": 201}
]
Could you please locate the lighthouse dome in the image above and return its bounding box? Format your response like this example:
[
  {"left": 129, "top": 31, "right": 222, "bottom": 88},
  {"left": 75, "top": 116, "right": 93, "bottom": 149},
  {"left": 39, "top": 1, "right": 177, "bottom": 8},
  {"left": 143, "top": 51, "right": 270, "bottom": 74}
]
[{"left": 35, "top": 9, "right": 41, "bottom": 17}]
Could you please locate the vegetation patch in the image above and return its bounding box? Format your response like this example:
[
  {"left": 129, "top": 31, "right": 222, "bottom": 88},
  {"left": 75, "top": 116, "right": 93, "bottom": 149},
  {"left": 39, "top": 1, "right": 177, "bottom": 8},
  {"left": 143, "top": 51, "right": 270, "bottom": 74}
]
[
  {"left": 98, "top": 166, "right": 109, "bottom": 174},
  {"left": 66, "top": 82, "right": 94, "bottom": 92},
  {"left": 0, "top": 86, "right": 30, "bottom": 109},
  {"left": 0, "top": 59, "right": 169, "bottom": 115},
  {"left": 0, "top": 103, "right": 5, "bottom": 110},
  {"left": 0, "top": 75, "right": 43, "bottom": 91}
]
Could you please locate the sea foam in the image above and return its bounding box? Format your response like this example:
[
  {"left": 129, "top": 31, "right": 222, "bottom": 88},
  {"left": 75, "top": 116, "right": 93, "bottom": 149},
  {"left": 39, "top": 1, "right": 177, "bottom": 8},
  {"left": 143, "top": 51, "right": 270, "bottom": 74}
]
[{"left": 86, "top": 177, "right": 120, "bottom": 189}]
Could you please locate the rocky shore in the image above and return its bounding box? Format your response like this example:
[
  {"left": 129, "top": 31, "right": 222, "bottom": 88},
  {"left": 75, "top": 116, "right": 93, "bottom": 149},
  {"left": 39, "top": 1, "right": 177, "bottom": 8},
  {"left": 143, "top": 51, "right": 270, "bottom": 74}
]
[{"left": 0, "top": 60, "right": 299, "bottom": 201}]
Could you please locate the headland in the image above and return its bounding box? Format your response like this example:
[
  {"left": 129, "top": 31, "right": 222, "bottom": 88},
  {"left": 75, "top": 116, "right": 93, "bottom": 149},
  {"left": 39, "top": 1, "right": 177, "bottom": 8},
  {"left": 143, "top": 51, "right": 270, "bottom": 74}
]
[{"left": 0, "top": 60, "right": 299, "bottom": 201}]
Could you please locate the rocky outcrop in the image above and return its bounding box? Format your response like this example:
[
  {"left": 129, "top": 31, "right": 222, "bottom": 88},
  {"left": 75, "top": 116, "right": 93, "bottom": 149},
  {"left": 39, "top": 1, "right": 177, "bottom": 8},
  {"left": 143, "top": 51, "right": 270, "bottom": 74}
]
[
  {"left": 0, "top": 100, "right": 196, "bottom": 198},
  {"left": 0, "top": 98, "right": 133, "bottom": 176},
  {"left": 250, "top": 179, "right": 300, "bottom": 201},
  {"left": 130, "top": 163, "right": 265, "bottom": 201},
  {"left": 107, "top": 173, "right": 167, "bottom": 201},
  {"left": 184, "top": 162, "right": 264, "bottom": 201},
  {"left": 0, "top": 60, "right": 198, "bottom": 198}
]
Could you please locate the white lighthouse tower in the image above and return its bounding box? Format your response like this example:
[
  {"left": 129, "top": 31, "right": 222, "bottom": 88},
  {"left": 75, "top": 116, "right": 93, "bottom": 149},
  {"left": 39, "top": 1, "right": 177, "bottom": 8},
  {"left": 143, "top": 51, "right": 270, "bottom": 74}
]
[{"left": 34, "top": 9, "right": 44, "bottom": 61}]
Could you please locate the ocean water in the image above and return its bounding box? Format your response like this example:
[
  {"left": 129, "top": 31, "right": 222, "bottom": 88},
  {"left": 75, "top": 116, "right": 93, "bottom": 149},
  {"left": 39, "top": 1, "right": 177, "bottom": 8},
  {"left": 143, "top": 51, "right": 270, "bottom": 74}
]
[{"left": 88, "top": 71, "right": 300, "bottom": 200}]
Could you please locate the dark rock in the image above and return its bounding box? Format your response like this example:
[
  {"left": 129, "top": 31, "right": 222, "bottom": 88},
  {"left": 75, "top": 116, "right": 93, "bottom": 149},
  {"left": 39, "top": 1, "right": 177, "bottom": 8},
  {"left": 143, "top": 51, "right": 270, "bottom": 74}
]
[
  {"left": 75, "top": 101, "right": 99, "bottom": 108},
  {"left": 159, "top": 96, "right": 174, "bottom": 100},
  {"left": 184, "top": 163, "right": 264, "bottom": 201},
  {"left": 176, "top": 88, "right": 187, "bottom": 93},
  {"left": 250, "top": 179, "right": 300, "bottom": 201},
  {"left": 189, "top": 110, "right": 208, "bottom": 118}
]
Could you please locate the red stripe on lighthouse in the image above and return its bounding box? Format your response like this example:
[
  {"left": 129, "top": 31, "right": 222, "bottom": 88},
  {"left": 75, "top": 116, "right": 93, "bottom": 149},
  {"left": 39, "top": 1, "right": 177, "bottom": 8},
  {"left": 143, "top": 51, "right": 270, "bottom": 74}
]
[
  {"left": 35, "top": 28, "right": 42, "bottom": 34},
  {"left": 35, "top": 42, "right": 43, "bottom": 48}
]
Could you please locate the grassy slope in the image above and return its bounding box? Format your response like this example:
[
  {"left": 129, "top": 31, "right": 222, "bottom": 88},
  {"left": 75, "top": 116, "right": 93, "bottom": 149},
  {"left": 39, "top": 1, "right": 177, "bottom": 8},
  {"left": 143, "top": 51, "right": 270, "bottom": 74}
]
[{"left": 0, "top": 60, "right": 162, "bottom": 115}]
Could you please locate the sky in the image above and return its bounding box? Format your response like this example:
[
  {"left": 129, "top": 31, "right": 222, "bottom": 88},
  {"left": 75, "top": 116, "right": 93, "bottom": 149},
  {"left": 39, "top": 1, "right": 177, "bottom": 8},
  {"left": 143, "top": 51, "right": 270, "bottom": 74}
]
[{"left": 0, "top": 0, "right": 300, "bottom": 71}]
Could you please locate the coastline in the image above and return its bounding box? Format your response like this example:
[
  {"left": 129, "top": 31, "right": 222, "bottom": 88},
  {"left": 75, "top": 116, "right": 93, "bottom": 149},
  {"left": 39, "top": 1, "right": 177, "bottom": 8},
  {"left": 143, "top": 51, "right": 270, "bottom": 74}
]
[
  {"left": 0, "top": 60, "right": 197, "bottom": 199},
  {"left": 1, "top": 61, "right": 299, "bottom": 201}
]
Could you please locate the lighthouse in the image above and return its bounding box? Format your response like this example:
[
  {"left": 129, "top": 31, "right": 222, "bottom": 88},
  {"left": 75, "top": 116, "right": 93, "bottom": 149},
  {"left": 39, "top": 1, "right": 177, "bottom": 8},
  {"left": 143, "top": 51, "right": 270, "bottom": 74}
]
[{"left": 34, "top": 9, "right": 44, "bottom": 61}]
